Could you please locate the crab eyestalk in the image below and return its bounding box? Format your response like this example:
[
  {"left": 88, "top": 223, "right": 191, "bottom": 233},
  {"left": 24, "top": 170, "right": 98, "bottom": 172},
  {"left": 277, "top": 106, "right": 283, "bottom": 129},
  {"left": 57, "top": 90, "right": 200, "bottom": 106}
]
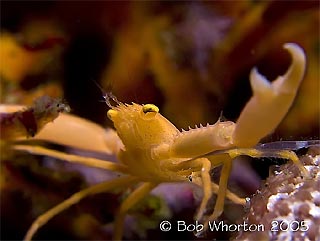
[{"left": 233, "top": 43, "right": 306, "bottom": 147}]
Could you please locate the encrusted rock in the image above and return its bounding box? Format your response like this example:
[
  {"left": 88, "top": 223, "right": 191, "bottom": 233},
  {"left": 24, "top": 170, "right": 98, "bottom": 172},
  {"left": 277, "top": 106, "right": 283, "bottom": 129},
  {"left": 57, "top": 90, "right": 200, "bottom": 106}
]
[{"left": 234, "top": 147, "right": 320, "bottom": 241}]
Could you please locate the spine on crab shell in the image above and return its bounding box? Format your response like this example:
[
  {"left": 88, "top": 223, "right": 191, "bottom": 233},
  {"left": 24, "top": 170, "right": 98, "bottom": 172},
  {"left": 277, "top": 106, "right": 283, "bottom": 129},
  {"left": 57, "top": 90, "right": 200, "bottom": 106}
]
[{"left": 170, "top": 120, "right": 236, "bottom": 158}]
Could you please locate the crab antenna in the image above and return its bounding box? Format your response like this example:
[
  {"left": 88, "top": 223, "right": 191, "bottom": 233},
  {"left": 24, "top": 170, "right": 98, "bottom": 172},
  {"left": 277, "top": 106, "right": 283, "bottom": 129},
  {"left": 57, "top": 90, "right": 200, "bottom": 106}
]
[
  {"left": 91, "top": 79, "right": 120, "bottom": 108},
  {"left": 103, "top": 92, "right": 121, "bottom": 108}
]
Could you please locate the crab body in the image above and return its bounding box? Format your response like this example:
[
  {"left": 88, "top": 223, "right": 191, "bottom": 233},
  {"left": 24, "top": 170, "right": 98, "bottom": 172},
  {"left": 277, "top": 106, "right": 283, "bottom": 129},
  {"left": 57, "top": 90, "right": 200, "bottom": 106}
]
[{"left": 107, "top": 102, "right": 236, "bottom": 181}]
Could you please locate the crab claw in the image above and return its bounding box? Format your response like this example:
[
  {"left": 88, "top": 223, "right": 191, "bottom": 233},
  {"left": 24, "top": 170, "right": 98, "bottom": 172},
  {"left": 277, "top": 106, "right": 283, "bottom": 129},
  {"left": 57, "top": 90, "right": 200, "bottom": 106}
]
[{"left": 233, "top": 43, "right": 306, "bottom": 147}]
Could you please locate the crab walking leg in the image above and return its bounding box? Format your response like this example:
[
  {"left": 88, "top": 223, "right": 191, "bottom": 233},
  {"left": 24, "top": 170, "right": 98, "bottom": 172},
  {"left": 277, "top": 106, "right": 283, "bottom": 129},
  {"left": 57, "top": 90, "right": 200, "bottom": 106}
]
[
  {"left": 164, "top": 158, "right": 212, "bottom": 220},
  {"left": 166, "top": 159, "right": 246, "bottom": 205},
  {"left": 113, "top": 182, "right": 158, "bottom": 240},
  {"left": 233, "top": 43, "right": 306, "bottom": 147},
  {"left": 13, "top": 145, "right": 129, "bottom": 174},
  {"left": 192, "top": 177, "right": 246, "bottom": 206},
  {"left": 193, "top": 158, "right": 212, "bottom": 221},
  {"left": 202, "top": 159, "right": 233, "bottom": 232},
  {"left": 24, "top": 176, "right": 139, "bottom": 241},
  {"left": 225, "top": 148, "right": 308, "bottom": 176}
]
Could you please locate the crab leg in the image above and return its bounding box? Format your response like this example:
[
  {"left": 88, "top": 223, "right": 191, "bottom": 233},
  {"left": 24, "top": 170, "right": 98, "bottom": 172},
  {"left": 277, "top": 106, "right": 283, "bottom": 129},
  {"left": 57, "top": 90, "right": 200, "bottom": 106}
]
[
  {"left": 168, "top": 158, "right": 213, "bottom": 221},
  {"left": 166, "top": 157, "right": 245, "bottom": 209},
  {"left": 191, "top": 177, "right": 246, "bottom": 205},
  {"left": 209, "top": 159, "right": 232, "bottom": 219},
  {"left": 13, "top": 145, "right": 129, "bottom": 174},
  {"left": 233, "top": 43, "right": 306, "bottom": 147},
  {"left": 113, "top": 182, "right": 158, "bottom": 240},
  {"left": 24, "top": 176, "right": 140, "bottom": 241},
  {"left": 192, "top": 158, "right": 212, "bottom": 221},
  {"left": 226, "top": 148, "right": 308, "bottom": 176},
  {"left": 198, "top": 159, "right": 233, "bottom": 235}
]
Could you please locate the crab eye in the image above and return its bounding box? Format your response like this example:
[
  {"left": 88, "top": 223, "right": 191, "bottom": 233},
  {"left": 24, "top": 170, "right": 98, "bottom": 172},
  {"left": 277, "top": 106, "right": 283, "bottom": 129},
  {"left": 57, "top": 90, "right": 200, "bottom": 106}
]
[{"left": 142, "top": 104, "right": 159, "bottom": 114}]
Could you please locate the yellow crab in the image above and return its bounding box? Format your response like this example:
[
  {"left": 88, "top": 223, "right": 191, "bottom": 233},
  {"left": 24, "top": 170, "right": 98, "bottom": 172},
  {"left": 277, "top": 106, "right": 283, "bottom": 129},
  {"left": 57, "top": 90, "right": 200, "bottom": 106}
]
[{"left": 2, "top": 43, "right": 308, "bottom": 240}]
